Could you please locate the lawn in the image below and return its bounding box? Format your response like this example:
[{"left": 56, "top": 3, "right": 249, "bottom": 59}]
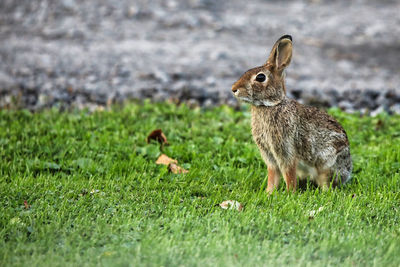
[{"left": 1, "top": 101, "right": 400, "bottom": 266}]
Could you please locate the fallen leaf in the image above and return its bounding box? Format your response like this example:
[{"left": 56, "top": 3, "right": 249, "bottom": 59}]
[
  {"left": 156, "top": 154, "right": 177, "bottom": 165},
  {"left": 23, "top": 200, "right": 30, "bottom": 209},
  {"left": 219, "top": 200, "right": 243, "bottom": 212},
  {"left": 169, "top": 163, "right": 188, "bottom": 174},
  {"left": 375, "top": 119, "right": 384, "bottom": 131},
  {"left": 155, "top": 154, "right": 188, "bottom": 174},
  {"left": 147, "top": 129, "right": 169, "bottom": 145}
]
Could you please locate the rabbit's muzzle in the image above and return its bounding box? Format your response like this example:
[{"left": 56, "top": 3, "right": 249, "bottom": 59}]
[
  {"left": 232, "top": 89, "right": 240, "bottom": 97},
  {"left": 231, "top": 83, "right": 244, "bottom": 97}
]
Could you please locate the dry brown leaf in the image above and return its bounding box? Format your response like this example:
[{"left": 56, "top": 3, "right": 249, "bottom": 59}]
[
  {"left": 155, "top": 154, "right": 177, "bottom": 165},
  {"left": 375, "top": 119, "right": 384, "bottom": 131},
  {"left": 169, "top": 163, "right": 188, "bottom": 174},
  {"left": 147, "top": 129, "right": 169, "bottom": 145},
  {"left": 219, "top": 200, "right": 243, "bottom": 212},
  {"left": 23, "top": 200, "right": 30, "bottom": 209},
  {"left": 155, "top": 154, "right": 188, "bottom": 174}
]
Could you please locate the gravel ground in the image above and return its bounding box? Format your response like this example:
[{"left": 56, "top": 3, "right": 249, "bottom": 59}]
[{"left": 1, "top": 0, "right": 400, "bottom": 113}]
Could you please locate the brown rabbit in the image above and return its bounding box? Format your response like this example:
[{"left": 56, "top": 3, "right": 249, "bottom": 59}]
[{"left": 232, "top": 35, "right": 352, "bottom": 192}]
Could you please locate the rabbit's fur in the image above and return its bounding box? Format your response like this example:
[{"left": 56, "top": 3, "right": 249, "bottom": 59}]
[{"left": 232, "top": 35, "right": 352, "bottom": 192}]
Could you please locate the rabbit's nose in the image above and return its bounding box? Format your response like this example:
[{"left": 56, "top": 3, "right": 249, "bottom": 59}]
[{"left": 232, "top": 87, "right": 238, "bottom": 93}]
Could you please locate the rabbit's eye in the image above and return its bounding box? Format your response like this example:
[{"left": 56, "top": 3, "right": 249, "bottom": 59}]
[{"left": 255, "top": 73, "right": 266, "bottom": 82}]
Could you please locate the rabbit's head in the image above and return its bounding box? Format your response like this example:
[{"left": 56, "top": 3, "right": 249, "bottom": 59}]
[{"left": 232, "top": 35, "right": 293, "bottom": 106}]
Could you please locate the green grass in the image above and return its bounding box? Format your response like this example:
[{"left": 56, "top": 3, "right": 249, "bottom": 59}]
[{"left": 1, "top": 101, "right": 400, "bottom": 267}]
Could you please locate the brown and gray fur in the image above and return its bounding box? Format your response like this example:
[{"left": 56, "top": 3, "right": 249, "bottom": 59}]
[{"left": 232, "top": 35, "right": 352, "bottom": 192}]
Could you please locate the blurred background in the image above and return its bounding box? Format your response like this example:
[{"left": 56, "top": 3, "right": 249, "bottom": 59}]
[{"left": 1, "top": 0, "right": 399, "bottom": 113}]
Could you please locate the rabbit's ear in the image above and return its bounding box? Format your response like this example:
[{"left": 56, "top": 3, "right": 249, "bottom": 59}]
[{"left": 266, "top": 35, "right": 293, "bottom": 70}]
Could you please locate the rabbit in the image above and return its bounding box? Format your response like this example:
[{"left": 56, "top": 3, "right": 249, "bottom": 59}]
[{"left": 231, "top": 35, "right": 352, "bottom": 192}]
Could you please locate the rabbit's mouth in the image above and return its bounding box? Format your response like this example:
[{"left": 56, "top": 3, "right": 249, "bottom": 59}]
[
  {"left": 232, "top": 89, "right": 251, "bottom": 103},
  {"left": 233, "top": 88, "right": 279, "bottom": 107},
  {"left": 236, "top": 95, "right": 279, "bottom": 107}
]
